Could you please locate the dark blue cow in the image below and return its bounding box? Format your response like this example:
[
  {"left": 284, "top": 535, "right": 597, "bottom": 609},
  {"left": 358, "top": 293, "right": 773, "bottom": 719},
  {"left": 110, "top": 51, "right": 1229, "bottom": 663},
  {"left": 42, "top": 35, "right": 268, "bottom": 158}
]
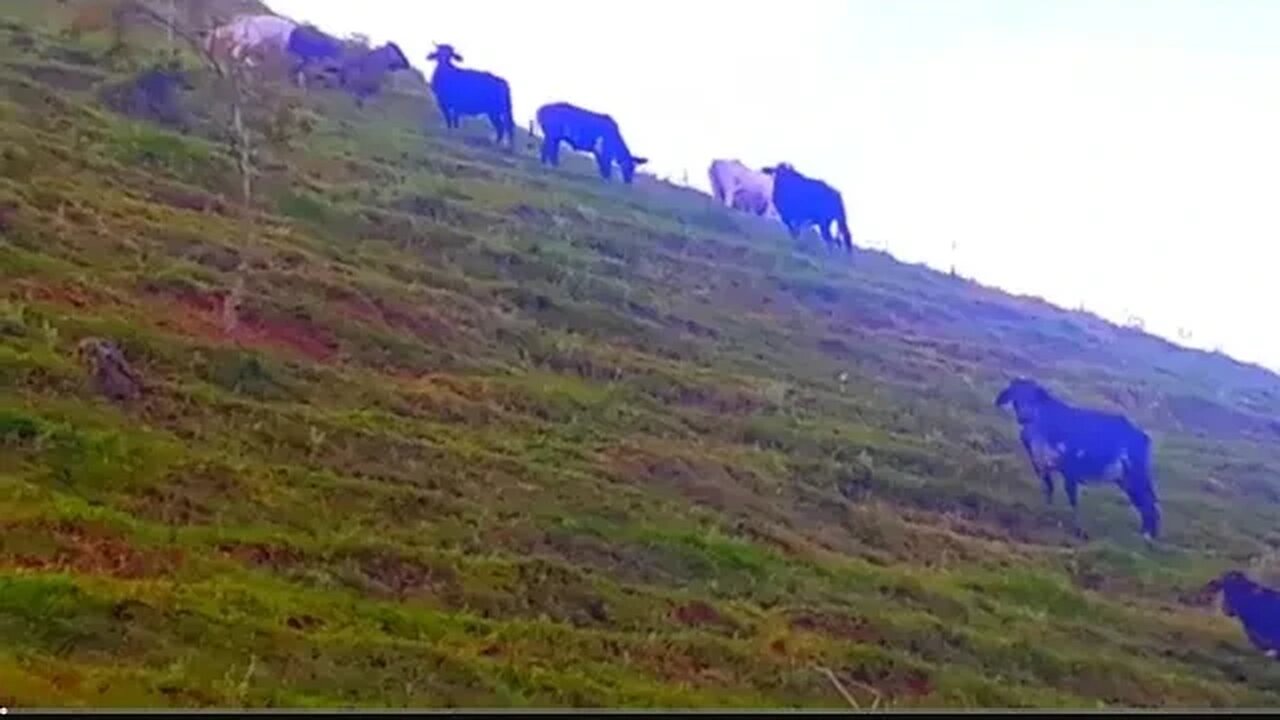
[
  {"left": 762, "top": 163, "right": 852, "bottom": 252},
  {"left": 1204, "top": 571, "right": 1280, "bottom": 659},
  {"left": 536, "top": 102, "right": 648, "bottom": 184},
  {"left": 284, "top": 24, "right": 345, "bottom": 88},
  {"left": 339, "top": 43, "right": 411, "bottom": 108},
  {"left": 426, "top": 43, "right": 515, "bottom": 148},
  {"left": 995, "top": 378, "right": 1161, "bottom": 542},
  {"left": 103, "top": 63, "right": 193, "bottom": 132}
]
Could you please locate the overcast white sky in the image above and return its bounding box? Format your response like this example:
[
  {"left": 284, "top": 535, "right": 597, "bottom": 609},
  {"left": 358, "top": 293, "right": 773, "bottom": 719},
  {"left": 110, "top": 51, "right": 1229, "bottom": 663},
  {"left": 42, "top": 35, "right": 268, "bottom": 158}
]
[{"left": 268, "top": 0, "right": 1280, "bottom": 373}]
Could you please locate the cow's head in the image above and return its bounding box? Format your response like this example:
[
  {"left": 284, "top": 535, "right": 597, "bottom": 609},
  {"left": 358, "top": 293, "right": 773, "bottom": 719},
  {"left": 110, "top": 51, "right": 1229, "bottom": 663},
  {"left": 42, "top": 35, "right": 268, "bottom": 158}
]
[
  {"left": 994, "top": 377, "right": 1053, "bottom": 425},
  {"left": 1202, "top": 571, "right": 1254, "bottom": 617},
  {"left": 379, "top": 42, "right": 411, "bottom": 72},
  {"left": 619, "top": 155, "right": 649, "bottom": 184},
  {"left": 427, "top": 43, "right": 462, "bottom": 64},
  {"left": 762, "top": 163, "right": 797, "bottom": 179}
]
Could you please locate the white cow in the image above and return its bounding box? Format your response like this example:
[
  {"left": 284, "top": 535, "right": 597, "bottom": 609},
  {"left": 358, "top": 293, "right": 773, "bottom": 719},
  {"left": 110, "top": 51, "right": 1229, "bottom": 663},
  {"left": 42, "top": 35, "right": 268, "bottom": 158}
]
[
  {"left": 206, "top": 14, "right": 298, "bottom": 66},
  {"left": 708, "top": 159, "right": 780, "bottom": 221}
]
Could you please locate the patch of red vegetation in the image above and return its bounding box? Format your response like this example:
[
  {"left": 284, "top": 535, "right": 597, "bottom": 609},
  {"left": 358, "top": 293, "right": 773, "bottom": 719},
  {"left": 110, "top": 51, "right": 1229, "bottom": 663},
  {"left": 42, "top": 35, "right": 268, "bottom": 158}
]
[
  {"left": 217, "top": 541, "right": 305, "bottom": 572},
  {"left": 789, "top": 611, "right": 881, "bottom": 644},
  {"left": 333, "top": 294, "right": 454, "bottom": 344},
  {"left": 2, "top": 520, "right": 182, "bottom": 579},
  {"left": 145, "top": 285, "right": 340, "bottom": 363},
  {"left": 236, "top": 307, "right": 339, "bottom": 363},
  {"left": 17, "top": 279, "right": 117, "bottom": 311},
  {"left": 845, "top": 665, "right": 935, "bottom": 701},
  {"left": 670, "top": 599, "right": 736, "bottom": 631},
  {"left": 353, "top": 550, "right": 456, "bottom": 600}
]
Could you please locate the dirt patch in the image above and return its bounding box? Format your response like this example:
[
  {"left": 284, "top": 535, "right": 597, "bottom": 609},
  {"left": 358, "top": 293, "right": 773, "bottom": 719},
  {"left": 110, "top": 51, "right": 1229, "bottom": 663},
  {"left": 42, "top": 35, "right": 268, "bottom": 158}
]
[
  {"left": 538, "top": 529, "right": 684, "bottom": 587},
  {"left": 348, "top": 549, "right": 458, "bottom": 601},
  {"left": 788, "top": 610, "right": 881, "bottom": 644},
  {"left": 19, "top": 279, "right": 116, "bottom": 311},
  {"left": 217, "top": 541, "right": 305, "bottom": 573},
  {"left": 126, "top": 462, "right": 243, "bottom": 526},
  {"left": 0, "top": 520, "right": 182, "bottom": 579},
  {"left": 334, "top": 295, "right": 454, "bottom": 344},
  {"left": 146, "top": 183, "right": 230, "bottom": 216},
  {"left": 842, "top": 665, "right": 935, "bottom": 702},
  {"left": 147, "top": 286, "right": 339, "bottom": 363},
  {"left": 671, "top": 600, "right": 737, "bottom": 631},
  {"left": 285, "top": 614, "right": 325, "bottom": 632},
  {"left": 237, "top": 307, "right": 339, "bottom": 363},
  {"left": 607, "top": 446, "right": 791, "bottom": 535}
]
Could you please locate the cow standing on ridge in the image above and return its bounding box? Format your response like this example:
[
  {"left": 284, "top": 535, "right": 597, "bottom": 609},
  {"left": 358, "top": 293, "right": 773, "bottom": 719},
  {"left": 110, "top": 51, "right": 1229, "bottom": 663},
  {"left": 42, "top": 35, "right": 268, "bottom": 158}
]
[
  {"left": 994, "top": 378, "right": 1161, "bottom": 542},
  {"left": 285, "top": 24, "right": 345, "bottom": 88},
  {"left": 708, "top": 159, "right": 780, "bottom": 220},
  {"left": 537, "top": 102, "right": 648, "bottom": 184},
  {"left": 762, "top": 163, "right": 853, "bottom": 252},
  {"left": 339, "top": 42, "right": 411, "bottom": 108},
  {"left": 426, "top": 43, "right": 515, "bottom": 149}
]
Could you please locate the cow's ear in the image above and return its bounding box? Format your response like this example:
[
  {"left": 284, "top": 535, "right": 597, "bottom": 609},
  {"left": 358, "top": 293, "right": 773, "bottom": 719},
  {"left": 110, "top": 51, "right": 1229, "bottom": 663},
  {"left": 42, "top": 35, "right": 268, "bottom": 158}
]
[
  {"left": 631, "top": 157, "right": 649, "bottom": 166},
  {"left": 995, "top": 388, "right": 1011, "bottom": 407},
  {"left": 452, "top": 53, "right": 464, "bottom": 62},
  {"left": 426, "top": 51, "right": 438, "bottom": 60}
]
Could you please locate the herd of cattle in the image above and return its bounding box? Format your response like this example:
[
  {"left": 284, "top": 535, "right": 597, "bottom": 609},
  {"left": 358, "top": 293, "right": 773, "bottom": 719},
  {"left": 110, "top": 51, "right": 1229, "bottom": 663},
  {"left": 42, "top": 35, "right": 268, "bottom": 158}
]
[
  {"left": 192, "top": 12, "right": 1280, "bottom": 664},
  {"left": 203, "top": 14, "right": 856, "bottom": 253}
]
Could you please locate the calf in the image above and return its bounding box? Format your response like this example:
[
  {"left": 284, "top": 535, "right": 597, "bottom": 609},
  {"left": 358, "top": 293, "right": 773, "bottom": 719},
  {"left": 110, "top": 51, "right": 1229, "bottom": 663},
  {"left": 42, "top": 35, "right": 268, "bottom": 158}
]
[
  {"left": 1203, "top": 571, "right": 1280, "bottom": 659},
  {"left": 762, "top": 163, "right": 852, "bottom": 252},
  {"left": 995, "top": 378, "right": 1161, "bottom": 541},
  {"left": 426, "top": 43, "right": 515, "bottom": 148},
  {"left": 708, "top": 159, "right": 780, "bottom": 220},
  {"left": 537, "top": 102, "right": 648, "bottom": 184},
  {"left": 339, "top": 43, "right": 411, "bottom": 108}
]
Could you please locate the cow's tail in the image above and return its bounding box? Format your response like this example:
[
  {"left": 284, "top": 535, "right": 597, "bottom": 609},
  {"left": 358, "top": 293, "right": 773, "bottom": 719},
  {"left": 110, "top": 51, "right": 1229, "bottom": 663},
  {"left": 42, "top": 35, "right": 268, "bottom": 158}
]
[
  {"left": 836, "top": 202, "right": 854, "bottom": 252},
  {"left": 1124, "top": 430, "right": 1161, "bottom": 540}
]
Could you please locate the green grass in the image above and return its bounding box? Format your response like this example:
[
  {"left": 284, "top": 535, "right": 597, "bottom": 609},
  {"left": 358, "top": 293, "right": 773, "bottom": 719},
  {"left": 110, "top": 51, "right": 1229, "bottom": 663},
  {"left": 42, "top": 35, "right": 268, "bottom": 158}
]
[{"left": 2, "top": 0, "right": 1280, "bottom": 708}]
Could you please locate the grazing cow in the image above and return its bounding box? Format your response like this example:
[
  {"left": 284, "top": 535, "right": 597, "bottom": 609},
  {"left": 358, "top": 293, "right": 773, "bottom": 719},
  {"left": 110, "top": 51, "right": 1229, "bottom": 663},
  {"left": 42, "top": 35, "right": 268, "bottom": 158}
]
[
  {"left": 102, "top": 64, "right": 193, "bottom": 131},
  {"left": 1202, "top": 571, "right": 1280, "bottom": 659},
  {"left": 339, "top": 43, "right": 411, "bottom": 108},
  {"left": 426, "top": 43, "right": 515, "bottom": 148},
  {"left": 762, "top": 164, "right": 853, "bottom": 252},
  {"left": 284, "top": 24, "right": 345, "bottom": 88},
  {"left": 537, "top": 102, "right": 649, "bottom": 184},
  {"left": 708, "top": 159, "right": 780, "bottom": 220},
  {"left": 994, "top": 378, "right": 1161, "bottom": 541},
  {"left": 206, "top": 14, "right": 298, "bottom": 67}
]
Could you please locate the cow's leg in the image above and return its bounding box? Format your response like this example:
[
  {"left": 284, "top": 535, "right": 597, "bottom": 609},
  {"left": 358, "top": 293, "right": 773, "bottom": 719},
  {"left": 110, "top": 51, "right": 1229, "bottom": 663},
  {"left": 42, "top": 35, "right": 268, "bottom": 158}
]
[
  {"left": 1039, "top": 468, "right": 1055, "bottom": 505},
  {"left": 488, "top": 112, "right": 505, "bottom": 144},
  {"left": 821, "top": 221, "right": 839, "bottom": 252},
  {"left": 1020, "top": 430, "right": 1053, "bottom": 504},
  {"left": 1064, "top": 474, "right": 1087, "bottom": 539},
  {"left": 1121, "top": 473, "right": 1160, "bottom": 543}
]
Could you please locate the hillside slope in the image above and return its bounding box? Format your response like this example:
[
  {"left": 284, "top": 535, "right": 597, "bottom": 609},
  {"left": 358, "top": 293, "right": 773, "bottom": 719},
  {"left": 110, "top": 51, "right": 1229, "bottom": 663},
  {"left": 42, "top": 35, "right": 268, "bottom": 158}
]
[{"left": 3, "top": 2, "right": 1280, "bottom": 708}]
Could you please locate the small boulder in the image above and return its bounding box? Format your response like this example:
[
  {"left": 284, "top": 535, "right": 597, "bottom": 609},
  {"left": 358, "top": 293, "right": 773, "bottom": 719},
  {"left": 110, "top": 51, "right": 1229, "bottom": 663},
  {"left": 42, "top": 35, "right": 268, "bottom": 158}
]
[{"left": 77, "top": 337, "right": 143, "bottom": 402}]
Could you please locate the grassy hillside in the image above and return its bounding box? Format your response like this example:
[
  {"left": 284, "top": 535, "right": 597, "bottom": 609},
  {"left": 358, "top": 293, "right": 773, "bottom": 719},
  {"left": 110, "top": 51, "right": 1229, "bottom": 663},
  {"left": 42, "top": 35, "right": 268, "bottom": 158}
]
[{"left": 3, "top": 1, "right": 1280, "bottom": 708}]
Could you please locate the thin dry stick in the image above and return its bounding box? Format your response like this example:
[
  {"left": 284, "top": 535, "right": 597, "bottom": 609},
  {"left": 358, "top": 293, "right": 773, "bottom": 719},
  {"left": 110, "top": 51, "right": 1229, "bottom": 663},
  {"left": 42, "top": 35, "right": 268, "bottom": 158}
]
[
  {"left": 816, "top": 665, "right": 860, "bottom": 710},
  {"left": 816, "top": 665, "right": 885, "bottom": 711}
]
